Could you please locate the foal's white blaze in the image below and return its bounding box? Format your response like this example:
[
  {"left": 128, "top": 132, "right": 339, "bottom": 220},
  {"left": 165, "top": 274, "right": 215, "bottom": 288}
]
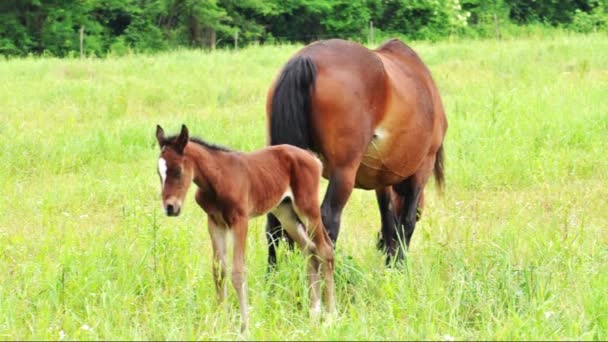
[{"left": 158, "top": 157, "right": 168, "bottom": 187}]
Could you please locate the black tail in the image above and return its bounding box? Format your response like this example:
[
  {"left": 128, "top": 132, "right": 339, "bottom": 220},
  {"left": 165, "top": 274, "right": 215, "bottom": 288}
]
[
  {"left": 434, "top": 144, "right": 445, "bottom": 194},
  {"left": 269, "top": 55, "right": 316, "bottom": 149}
]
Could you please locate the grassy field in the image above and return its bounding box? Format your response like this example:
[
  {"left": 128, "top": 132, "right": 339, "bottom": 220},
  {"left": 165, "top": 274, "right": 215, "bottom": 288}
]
[{"left": 1, "top": 33, "right": 607, "bottom": 340}]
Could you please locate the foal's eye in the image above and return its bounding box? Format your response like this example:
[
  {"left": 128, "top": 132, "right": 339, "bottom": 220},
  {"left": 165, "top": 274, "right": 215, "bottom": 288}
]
[{"left": 169, "top": 167, "right": 182, "bottom": 178}]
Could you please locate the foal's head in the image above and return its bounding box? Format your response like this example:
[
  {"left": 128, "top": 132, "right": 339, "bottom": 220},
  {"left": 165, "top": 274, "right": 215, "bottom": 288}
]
[{"left": 155, "top": 124, "right": 194, "bottom": 216}]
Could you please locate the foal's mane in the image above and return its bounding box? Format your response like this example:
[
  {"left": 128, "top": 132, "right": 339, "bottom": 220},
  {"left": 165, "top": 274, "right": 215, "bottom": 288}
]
[{"left": 166, "top": 134, "right": 232, "bottom": 152}]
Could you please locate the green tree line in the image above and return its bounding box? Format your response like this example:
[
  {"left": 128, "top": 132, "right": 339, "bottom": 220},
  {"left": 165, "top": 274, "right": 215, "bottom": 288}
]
[{"left": 1, "top": 0, "right": 606, "bottom": 57}]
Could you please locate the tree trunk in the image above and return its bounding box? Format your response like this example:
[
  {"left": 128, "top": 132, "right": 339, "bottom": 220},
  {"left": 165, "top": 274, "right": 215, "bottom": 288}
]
[{"left": 188, "top": 15, "right": 204, "bottom": 48}]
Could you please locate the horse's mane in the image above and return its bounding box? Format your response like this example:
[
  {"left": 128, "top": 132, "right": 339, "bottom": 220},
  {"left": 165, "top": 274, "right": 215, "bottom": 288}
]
[{"left": 166, "top": 134, "right": 232, "bottom": 152}]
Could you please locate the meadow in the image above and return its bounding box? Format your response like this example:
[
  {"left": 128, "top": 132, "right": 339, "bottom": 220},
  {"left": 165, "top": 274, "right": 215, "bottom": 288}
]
[{"left": 0, "top": 33, "right": 607, "bottom": 340}]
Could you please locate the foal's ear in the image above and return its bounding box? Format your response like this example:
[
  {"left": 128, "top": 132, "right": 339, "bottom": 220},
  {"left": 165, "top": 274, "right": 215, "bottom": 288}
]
[
  {"left": 156, "top": 125, "right": 166, "bottom": 148},
  {"left": 175, "top": 124, "right": 189, "bottom": 154}
]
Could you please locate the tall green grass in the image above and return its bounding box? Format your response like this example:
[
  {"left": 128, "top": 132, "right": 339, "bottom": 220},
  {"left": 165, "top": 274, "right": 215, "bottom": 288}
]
[{"left": 0, "top": 34, "right": 607, "bottom": 340}]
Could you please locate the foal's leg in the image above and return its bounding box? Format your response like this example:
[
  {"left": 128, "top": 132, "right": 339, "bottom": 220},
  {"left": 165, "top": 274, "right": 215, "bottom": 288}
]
[
  {"left": 272, "top": 202, "right": 322, "bottom": 316},
  {"left": 208, "top": 218, "right": 228, "bottom": 304},
  {"left": 292, "top": 191, "right": 336, "bottom": 315},
  {"left": 321, "top": 166, "right": 358, "bottom": 244},
  {"left": 231, "top": 217, "right": 249, "bottom": 333},
  {"left": 302, "top": 215, "right": 336, "bottom": 316},
  {"left": 310, "top": 220, "right": 335, "bottom": 314}
]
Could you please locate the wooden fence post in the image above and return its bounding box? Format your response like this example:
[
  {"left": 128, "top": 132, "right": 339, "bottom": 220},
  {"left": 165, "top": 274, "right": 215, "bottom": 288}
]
[
  {"left": 493, "top": 14, "right": 501, "bottom": 40},
  {"left": 79, "top": 26, "right": 85, "bottom": 58},
  {"left": 211, "top": 29, "right": 216, "bottom": 50}
]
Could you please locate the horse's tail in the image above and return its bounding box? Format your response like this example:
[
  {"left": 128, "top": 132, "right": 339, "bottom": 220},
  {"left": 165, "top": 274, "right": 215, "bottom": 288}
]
[
  {"left": 433, "top": 144, "right": 445, "bottom": 194},
  {"left": 269, "top": 55, "right": 316, "bottom": 149}
]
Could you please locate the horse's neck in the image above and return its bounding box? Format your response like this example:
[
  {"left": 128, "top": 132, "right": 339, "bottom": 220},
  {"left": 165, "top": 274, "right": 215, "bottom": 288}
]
[{"left": 185, "top": 143, "right": 224, "bottom": 192}]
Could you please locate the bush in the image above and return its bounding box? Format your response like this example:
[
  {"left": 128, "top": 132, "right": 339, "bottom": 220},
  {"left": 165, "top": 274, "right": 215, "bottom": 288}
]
[
  {"left": 569, "top": 7, "right": 607, "bottom": 33},
  {"left": 376, "top": 0, "right": 471, "bottom": 41}
]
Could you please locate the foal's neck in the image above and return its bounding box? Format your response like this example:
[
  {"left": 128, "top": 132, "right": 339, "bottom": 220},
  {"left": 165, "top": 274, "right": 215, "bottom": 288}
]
[{"left": 184, "top": 141, "right": 230, "bottom": 192}]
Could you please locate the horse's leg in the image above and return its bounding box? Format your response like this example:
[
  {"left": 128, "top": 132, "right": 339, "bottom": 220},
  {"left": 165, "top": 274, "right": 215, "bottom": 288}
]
[
  {"left": 321, "top": 167, "right": 358, "bottom": 244},
  {"left": 375, "top": 187, "right": 397, "bottom": 254},
  {"left": 391, "top": 176, "right": 421, "bottom": 263},
  {"left": 231, "top": 217, "right": 249, "bottom": 333},
  {"left": 417, "top": 190, "right": 425, "bottom": 221},
  {"left": 265, "top": 213, "right": 282, "bottom": 271},
  {"left": 266, "top": 213, "right": 296, "bottom": 272},
  {"left": 390, "top": 155, "right": 436, "bottom": 263},
  {"left": 208, "top": 218, "right": 228, "bottom": 305}
]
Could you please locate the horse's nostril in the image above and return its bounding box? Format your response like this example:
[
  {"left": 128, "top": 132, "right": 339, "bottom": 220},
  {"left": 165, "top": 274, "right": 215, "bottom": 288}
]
[{"left": 166, "top": 204, "right": 175, "bottom": 216}]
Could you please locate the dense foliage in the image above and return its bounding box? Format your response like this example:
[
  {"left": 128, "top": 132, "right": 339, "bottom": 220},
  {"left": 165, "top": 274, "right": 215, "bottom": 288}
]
[{"left": 0, "top": 0, "right": 606, "bottom": 56}]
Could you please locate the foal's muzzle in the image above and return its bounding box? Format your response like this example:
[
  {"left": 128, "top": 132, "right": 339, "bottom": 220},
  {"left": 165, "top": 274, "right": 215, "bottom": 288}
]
[{"left": 165, "top": 204, "right": 181, "bottom": 217}]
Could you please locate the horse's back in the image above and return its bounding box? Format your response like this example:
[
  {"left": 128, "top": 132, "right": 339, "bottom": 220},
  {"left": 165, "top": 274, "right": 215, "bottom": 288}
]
[
  {"left": 268, "top": 38, "right": 446, "bottom": 189},
  {"left": 247, "top": 145, "right": 321, "bottom": 182}
]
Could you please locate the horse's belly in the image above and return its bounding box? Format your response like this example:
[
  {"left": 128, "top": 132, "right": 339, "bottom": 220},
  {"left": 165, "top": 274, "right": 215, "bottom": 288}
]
[
  {"left": 354, "top": 128, "right": 425, "bottom": 190},
  {"left": 354, "top": 149, "right": 403, "bottom": 190},
  {"left": 354, "top": 163, "right": 403, "bottom": 190}
]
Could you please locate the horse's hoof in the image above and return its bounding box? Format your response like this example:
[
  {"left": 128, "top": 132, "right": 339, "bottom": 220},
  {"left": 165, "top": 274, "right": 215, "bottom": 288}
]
[{"left": 376, "top": 232, "right": 386, "bottom": 251}]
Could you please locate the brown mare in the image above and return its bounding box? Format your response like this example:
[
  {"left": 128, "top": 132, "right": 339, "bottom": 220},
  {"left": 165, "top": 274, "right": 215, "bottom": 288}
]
[
  {"left": 265, "top": 38, "right": 447, "bottom": 266},
  {"left": 155, "top": 124, "right": 335, "bottom": 332}
]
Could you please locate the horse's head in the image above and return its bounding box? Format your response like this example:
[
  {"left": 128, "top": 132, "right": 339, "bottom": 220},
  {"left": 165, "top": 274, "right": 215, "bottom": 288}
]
[{"left": 155, "top": 124, "right": 193, "bottom": 217}]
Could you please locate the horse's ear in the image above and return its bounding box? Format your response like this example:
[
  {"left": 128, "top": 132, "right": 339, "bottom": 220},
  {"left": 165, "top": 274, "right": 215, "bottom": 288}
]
[
  {"left": 176, "top": 124, "right": 189, "bottom": 154},
  {"left": 156, "top": 125, "right": 166, "bottom": 148}
]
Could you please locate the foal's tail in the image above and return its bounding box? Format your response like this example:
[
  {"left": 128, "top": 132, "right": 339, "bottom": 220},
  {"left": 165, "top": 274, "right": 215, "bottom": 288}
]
[
  {"left": 433, "top": 144, "right": 445, "bottom": 195},
  {"left": 269, "top": 55, "right": 316, "bottom": 149}
]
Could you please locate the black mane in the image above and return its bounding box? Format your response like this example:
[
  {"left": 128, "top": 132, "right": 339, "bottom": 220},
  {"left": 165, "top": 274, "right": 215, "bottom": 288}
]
[{"left": 166, "top": 134, "right": 232, "bottom": 152}]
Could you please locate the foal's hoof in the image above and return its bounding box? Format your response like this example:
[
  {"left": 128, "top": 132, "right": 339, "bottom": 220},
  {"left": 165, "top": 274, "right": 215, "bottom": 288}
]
[
  {"left": 309, "top": 304, "right": 322, "bottom": 324},
  {"left": 322, "top": 311, "right": 338, "bottom": 327},
  {"left": 310, "top": 306, "right": 321, "bottom": 318},
  {"left": 239, "top": 322, "right": 249, "bottom": 336}
]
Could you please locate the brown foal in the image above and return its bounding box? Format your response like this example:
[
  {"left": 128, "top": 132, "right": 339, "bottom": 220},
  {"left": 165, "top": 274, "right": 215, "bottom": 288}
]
[{"left": 155, "top": 124, "right": 335, "bottom": 332}]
